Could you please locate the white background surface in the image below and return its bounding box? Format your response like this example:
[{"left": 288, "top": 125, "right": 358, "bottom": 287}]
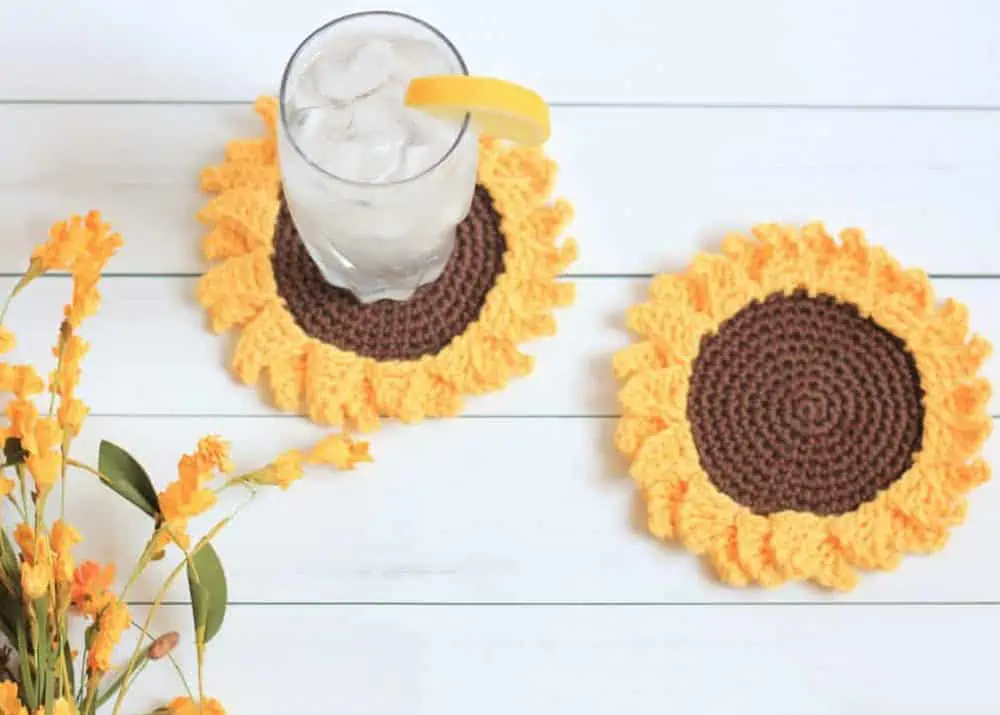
[{"left": 1, "top": 2, "right": 999, "bottom": 713}]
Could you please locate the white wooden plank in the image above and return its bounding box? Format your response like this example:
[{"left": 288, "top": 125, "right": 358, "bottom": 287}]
[
  {"left": 1, "top": 276, "right": 996, "bottom": 418},
  {"left": 2, "top": 104, "right": 1000, "bottom": 275},
  {"left": 60, "top": 415, "right": 1000, "bottom": 605},
  {"left": 2, "top": 1, "right": 999, "bottom": 105},
  {"left": 110, "top": 603, "right": 1000, "bottom": 714}
]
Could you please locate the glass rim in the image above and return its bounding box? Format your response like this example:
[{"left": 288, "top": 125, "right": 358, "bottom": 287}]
[{"left": 278, "top": 10, "right": 472, "bottom": 189}]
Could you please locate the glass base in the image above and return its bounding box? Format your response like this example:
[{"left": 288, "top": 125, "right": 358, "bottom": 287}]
[{"left": 312, "top": 251, "right": 450, "bottom": 304}]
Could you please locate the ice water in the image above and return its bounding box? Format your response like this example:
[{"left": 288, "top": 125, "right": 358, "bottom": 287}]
[{"left": 278, "top": 15, "right": 478, "bottom": 303}]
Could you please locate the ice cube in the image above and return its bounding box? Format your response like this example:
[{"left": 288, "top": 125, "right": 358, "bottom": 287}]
[
  {"left": 314, "top": 136, "right": 404, "bottom": 183},
  {"left": 286, "top": 69, "right": 326, "bottom": 112},
  {"left": 289, "top": 104, "right": 351, "bottom": 143},
  {"left": 309, "top": 39, "right": 395, "bottom": 103},
  {"left": 390, "top": 37, "right": 455, "bottom": 79},
  {"left": 350, "top": 39, "right": 396, "bottom": 86},
  {"left": 400, "top": 144, "right": 438, "bottom": 179},
  {"left": 405, "top": 106, "right": 461, "bottom": 150},
  {"left": 347, "top": 91, "right": 408, "bottom": 139}
]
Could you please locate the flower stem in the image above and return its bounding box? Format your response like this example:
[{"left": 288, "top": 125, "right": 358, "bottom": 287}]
[
  {"left": 64, "top": 459, "right": 110, "bottom": 486},
  {"left": 129, "top": 621, "right": 193, "bottom": 700},
  {"left": 108, "top": 518, "right": 231, "bottom": 715}
]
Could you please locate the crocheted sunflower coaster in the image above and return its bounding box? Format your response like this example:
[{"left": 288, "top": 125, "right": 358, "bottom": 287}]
[
  {"left": 614, "top": 224, "right": 993, "bottom": 591},
  {"left": 196, "top": 97, "right": 577, "bottom": 431}
]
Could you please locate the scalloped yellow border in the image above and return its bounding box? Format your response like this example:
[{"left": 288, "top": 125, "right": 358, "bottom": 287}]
[
  {"left": 196, "top": 97, "right": 577, "bottom": 431},
  {"left": 614, "top": 224, "right": 993, "bottom": 591}
]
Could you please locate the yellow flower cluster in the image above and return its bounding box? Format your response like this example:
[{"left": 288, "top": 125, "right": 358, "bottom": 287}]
[
  {"left": 32, "top": 211, "right": 123, "bottom": 327},
  {"left": 155, "top": 436, "right": 233, "bottom": 552},
  {"left": 249, "top": 434, "right": 372, "bottom": 491},
  {"left": 70, "top": 560, "right": 116, "bottom": 617},
  {"left": 0, "top": 681, "right": 77, "bottom": 715},
  {"left": 87, "top": 596, "right": 130, "bottom": 674},
  {"left": 0, "top": 209, "right": 365, "bottom": 715},
  {"left": 15, "top": 520, "right": 81, "bottom": 600},
  {"left": 0, "top": 211, "right": 122, "bottom": 500},
  {"left": 154, "top": 433, "right": 371, "bottom": 552},
  {"left": 65, "top": 556, "right": 130, "bottom": 675},
  {"left": 163, "top": 696, "right": 226, "bottom": 715}
]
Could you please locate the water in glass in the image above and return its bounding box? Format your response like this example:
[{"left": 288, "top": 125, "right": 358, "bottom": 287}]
[{"left": 279, "top": 12, "right": 478, "bottom": 303}]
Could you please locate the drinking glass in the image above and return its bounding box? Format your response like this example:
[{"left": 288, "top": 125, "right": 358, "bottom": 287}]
[{"left": 278, "top": 11, "right": 478, "bottom": 303}]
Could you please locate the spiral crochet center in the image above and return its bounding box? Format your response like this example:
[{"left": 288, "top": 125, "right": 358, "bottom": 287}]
[{"left": 686, "top": 289, "right": 926, "bottom": 516}]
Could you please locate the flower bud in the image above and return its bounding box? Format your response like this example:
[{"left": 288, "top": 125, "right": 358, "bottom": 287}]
[{"left": 147, "top": 631, "right": 179, "bottom": 660}]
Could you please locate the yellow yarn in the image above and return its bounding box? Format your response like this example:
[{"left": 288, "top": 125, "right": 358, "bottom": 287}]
[
  {"left": 614, "top": 223, "right": 993, "bottom": 591},
  {"left": 197, "top": 97, "right": 577, "bottom": 431}
]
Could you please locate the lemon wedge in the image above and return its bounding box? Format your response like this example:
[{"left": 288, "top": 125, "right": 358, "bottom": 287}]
[{"left": 404, "top": 75, "right": 550, "bottom": 146}]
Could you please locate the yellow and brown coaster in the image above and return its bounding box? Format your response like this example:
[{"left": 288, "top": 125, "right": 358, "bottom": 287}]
[
  {"left": 614, "top": 224, "right": 993, "bottom": 591},
  {"left": 196, "top": 97, "right": 576, "bottom": 431}
]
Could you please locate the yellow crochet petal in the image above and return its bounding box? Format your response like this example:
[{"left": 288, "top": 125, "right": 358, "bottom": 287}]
[
  {"left": 267, "top": 350, "right": 308, "bottom": 413},
  {"left": 200, "top": 162, "right": 281, "bottom": 194},
  {"left": 224, "top": 137, "right": 276, "bottom": 165},
  {"left": 232, "top": 302, "right": 308, "bottom": 385},
  {"left": 196, "top": 97, "right": 576, "bottom": 430},
  {"left": 303, "top": 345, "right": 380, "bottom": 431},
  {"left": 197, "top": 189, "right": 280, "bottom": 254},
  {"left": 618, "top": 366, "right": 689, "bottom": 422},
  {"left": 615, "top": 222, "right": 993, "bottom": 591},
  {"left": 196, "top": 250, "right": 278, "bottom": 333},
  {"left": 201, "top": 224, "right": 256, "bottom": 262}
]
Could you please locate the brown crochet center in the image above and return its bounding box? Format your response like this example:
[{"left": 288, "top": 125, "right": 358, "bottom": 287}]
[
  {"left": 686, "top": 290, "right": 926, "bottom": 516},
  {"left": 272, "top": 185, "right": 507, "bottom": 361}
]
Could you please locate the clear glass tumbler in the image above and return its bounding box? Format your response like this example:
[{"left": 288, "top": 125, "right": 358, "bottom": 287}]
[{"left": 278, "top": 11, "right": 478, "bottom": 303}]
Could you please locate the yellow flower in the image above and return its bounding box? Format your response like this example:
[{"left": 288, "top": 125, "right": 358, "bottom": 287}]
[
  {"left": 31, "top": 210, "right": 121, "bottom": 272},
  {"left": 71, "top": 560, "right": 116, "bottom": 617},
  {"left": 87, "top": 596, "right": 130, "bottom": 673},
  {"left": 0, "top": 680, "right": 27, "bottom": 715},
  {"left": 20, "top": 561, "right": 48, "bottom": 599},
  {"left": 32, "top": 216, "right": 92, "bottom": 271},
  {"left": 51, "top": 519, "right": 81, "bottom": 583},
  {"left": 0, "top": 366, "right": 44, "bottom": 399},
  {"left": 24, "top": 416, "right": 65, "bottom": 492},
  {"left": 0, "top": 329, "right": 15, "bottom": 355},
  {"left": 57, "top": 398, "right": 88, "bottom": 437},
  {"left": 164, "top": 696, "right": 225, "bottom": 715},
  {"left": 41, "top": 699, "right": 77, "bottom": 715},
  {"left": 14, "top": 524, "right": 34, "bottom": 560},
  {"left": 6, "top": 399, "right": 39, "bottom": 455},
  {"left": 0, "top": 478, "right": 13, "bottom": 498},
  {"left": 254, "top": 450, "right": 304, "bottom": 490},
  {"left": 64, "top": 282, "right": 99, "bottom": 330},
  {"left": 49, "top": 334, "right": 88, "bottom": 398},
  {"left": 61, "top": 213, "right": 123, "bottom": 329},
  {"left": 155, "top": 474, "right": 217, "bottom": 553},
  {"left": 26, "top": 451, "right": 59, "bottom": 491},
  {"left": 195, "top": 435, "right": 234, "bottom": 474},
  {"left": 153, "top": 437, "right": 229, "bottom": 552},
  {"left": 308, "top": 434, "right": 372, "bottom": 469},
  {"left": 34, "top": 417, "right": 63, "bottom": 452},
  {"left": 20, "top": 536, "right": 53, "bottom": 600}
]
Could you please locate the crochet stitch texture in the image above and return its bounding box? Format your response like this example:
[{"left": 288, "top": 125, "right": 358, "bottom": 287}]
[
  {"left": 614, "top": 224, "right": 993, "bottom": 591},
  {"left": 196, "top": 97, "right": 577, "bottom": 431}
]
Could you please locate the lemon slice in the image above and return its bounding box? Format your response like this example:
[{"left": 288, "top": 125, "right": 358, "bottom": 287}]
[{"left": 404, "top": 75, "right": 550, "bottom": 146}]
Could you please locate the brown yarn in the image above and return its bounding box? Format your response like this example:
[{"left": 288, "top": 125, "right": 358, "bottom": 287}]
[
  {"left": 272, "top": 185, "right": 506, "bottom": 361},
  {"left": 686, "top": 290, "right": 926, "bottom": 516}
]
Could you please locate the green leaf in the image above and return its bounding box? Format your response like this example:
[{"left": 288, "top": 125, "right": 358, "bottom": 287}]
[
  {"left": 187, "top": 543, "right": 227, "bottom": 644},
  {"left": 97, "top": 440, "right": 160, "bottom": 518},
  {"left": 0, "top": 590, "right": 21, "bottom": 645},
  {"left": 0, "top": 527, "right": 20, "bottom": 585},
  {"left": 34, "top": 596, "right": 50, "bottom": 702},
  {"left": 16, "top": 626, "right": 34, "bottom": 709}
]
